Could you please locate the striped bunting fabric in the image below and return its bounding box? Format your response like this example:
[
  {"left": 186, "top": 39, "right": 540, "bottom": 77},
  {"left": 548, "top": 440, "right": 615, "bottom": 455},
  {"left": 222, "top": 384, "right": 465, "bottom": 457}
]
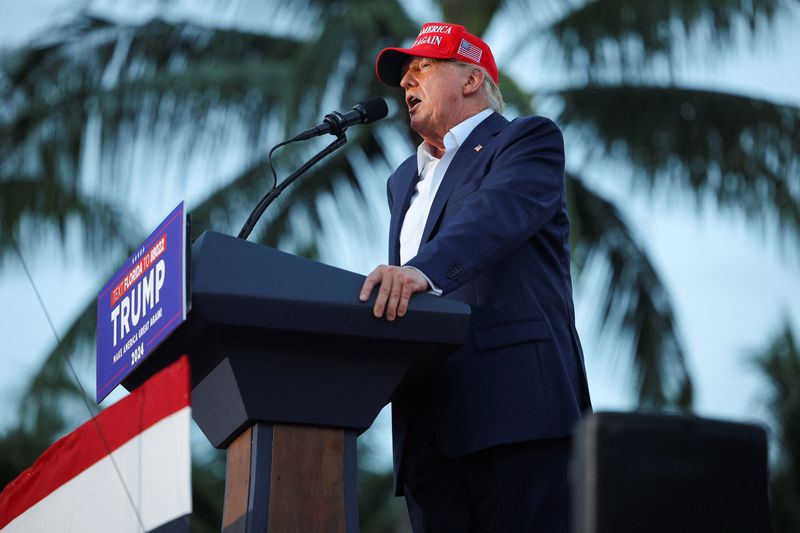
[{"left": 0, "top": 356, "right": 192, "bottom": 533}]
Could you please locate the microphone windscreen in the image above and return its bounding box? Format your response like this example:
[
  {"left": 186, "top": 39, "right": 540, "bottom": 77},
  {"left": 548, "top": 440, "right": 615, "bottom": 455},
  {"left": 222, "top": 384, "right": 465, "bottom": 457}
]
[{"left": 357, "top": 97, "right": 389, "bottom": 124}]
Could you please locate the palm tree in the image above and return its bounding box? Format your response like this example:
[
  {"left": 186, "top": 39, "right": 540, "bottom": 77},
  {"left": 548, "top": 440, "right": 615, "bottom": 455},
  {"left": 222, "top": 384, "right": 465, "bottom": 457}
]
[
  {"left": 2, "top": 0, "right": 798, "bottom": 529},
  {"left": 753, "top": 322, "right": 800, "bottom": 532}
]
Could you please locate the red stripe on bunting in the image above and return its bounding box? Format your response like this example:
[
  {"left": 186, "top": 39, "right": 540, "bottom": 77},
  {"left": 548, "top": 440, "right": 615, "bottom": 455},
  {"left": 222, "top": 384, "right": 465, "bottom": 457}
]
[{"left": 0, "top": 355, "right": 190, "bottom": 529}]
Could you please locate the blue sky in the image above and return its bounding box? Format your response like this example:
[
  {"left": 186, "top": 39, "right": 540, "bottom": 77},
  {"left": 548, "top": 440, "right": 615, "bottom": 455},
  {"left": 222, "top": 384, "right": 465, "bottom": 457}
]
[{"left": 1, "top": 1, "right": 799, "bottom": 463}]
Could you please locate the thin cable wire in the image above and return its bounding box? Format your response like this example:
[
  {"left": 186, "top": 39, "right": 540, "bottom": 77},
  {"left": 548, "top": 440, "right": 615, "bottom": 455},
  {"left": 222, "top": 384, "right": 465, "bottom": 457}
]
[{"left": 0, "top": 213, "right": 147, "bottom": 532}]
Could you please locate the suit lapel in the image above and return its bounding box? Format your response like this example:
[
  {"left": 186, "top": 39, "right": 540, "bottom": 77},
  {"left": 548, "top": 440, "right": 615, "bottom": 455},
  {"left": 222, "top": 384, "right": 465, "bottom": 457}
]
[
  {"left": 419, "top": 112, "right": 509, "bottom": 245},
  {"left": 388, "top": 159, "right": 419, "bottom": 265}
]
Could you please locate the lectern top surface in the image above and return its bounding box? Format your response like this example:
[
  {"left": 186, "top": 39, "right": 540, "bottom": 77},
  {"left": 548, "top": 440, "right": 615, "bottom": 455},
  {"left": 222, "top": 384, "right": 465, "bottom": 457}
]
[{"left": 190, "top": 231, "right": 470, "bottom": 345}]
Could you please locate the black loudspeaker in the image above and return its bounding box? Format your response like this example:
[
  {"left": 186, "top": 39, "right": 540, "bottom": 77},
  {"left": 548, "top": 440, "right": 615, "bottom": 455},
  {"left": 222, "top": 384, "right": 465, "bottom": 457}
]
[{"left": 571, "top": 411, "right": 770, "bottom": 533}]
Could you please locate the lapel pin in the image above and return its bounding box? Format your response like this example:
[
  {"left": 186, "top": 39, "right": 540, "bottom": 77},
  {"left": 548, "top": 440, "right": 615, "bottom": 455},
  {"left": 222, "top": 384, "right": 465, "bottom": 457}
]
[{"left": 473, "top": 144, "right": 483, "bottom": 152}]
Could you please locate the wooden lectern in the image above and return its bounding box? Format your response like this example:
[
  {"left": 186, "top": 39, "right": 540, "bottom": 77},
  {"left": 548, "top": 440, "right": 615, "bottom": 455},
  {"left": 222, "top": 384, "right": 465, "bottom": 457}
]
[{"left": 122, "top": 231, "right": 470, "bottom": 532}]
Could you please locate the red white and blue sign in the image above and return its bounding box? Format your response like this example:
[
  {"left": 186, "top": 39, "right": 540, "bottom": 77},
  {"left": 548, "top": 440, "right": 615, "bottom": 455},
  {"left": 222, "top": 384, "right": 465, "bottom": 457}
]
[{"left": 95, "top": 202, "right": 188, "bottom": 404}]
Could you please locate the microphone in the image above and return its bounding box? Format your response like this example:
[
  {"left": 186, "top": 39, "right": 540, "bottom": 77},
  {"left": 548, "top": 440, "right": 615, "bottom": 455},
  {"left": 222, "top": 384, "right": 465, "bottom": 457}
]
[{"left": 290, "top": 97, "right": 388, "bottom": 141}]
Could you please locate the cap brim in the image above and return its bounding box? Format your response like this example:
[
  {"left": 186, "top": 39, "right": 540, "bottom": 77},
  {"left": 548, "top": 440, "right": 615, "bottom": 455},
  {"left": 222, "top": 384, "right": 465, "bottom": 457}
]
[{"left": 375, "top": 47, "right": 454, "bottom": 87}]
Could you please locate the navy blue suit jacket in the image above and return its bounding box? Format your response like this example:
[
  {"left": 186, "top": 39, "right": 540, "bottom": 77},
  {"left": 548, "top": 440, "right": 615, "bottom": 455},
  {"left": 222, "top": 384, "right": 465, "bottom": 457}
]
[{"left": 388, "top": 112, "right": 591, "bottom": 488}]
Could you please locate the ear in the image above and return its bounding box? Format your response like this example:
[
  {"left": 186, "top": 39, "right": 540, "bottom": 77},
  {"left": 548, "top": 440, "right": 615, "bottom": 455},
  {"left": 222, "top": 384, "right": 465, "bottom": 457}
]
[{"left": 462, "top": 68, "right": 485, "bottom": 97}]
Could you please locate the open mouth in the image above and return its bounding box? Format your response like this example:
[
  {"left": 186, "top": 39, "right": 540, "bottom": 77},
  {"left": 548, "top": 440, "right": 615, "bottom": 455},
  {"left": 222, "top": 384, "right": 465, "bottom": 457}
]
[{"left": 407, "top": 95, "right": 421, "bottom": 111}]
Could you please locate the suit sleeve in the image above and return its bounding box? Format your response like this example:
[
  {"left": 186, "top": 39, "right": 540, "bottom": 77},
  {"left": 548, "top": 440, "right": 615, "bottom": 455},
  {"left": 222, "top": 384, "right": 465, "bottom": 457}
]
[{"left": 406, "top": 117, "right": 565, "bottom": 294}]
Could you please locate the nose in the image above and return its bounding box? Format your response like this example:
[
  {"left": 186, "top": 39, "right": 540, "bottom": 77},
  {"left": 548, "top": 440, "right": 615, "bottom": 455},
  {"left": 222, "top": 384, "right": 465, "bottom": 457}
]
[{"left": 400, "top": 68, "right": 416, "bottom": 88}]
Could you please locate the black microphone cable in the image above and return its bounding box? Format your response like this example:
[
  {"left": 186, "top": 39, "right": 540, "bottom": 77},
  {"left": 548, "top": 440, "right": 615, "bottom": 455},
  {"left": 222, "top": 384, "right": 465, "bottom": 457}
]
[{"left": 237, "top": 97, "right": 388, "bottom": 241}]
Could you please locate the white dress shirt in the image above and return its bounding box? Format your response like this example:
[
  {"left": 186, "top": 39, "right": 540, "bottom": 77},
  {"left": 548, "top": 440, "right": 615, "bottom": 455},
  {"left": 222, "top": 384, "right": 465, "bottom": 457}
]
[
  {"left": 400, "top": 108, "right": 493, "bottom": 264},
  {"left": 399, "top": 108, "right": 493, "bottom": 292}
]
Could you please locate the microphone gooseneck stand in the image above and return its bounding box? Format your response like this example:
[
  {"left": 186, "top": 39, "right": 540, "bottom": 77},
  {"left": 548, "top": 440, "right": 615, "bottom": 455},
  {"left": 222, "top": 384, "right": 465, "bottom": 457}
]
[{"left": 237, "top": 133, "right": 348, "bottom": 241}]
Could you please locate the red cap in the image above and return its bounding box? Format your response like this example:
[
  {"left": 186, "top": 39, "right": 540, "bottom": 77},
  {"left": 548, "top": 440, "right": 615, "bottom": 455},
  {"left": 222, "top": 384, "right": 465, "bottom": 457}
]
[{"left": 376, "top": 22, "right": 498, "bottom": 87}]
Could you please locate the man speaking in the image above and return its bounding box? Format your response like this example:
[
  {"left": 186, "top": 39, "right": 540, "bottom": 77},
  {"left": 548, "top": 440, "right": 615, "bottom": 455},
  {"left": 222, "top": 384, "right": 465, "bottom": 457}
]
[{"left": 359, "top": 22, "right": 591, "bottom": 532}]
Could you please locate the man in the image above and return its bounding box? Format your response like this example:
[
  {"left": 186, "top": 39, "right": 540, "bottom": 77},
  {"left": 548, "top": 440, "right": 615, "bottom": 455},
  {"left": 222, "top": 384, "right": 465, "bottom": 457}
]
[{"left": 359, "top": 22, "right": 591, "bottom": 532}]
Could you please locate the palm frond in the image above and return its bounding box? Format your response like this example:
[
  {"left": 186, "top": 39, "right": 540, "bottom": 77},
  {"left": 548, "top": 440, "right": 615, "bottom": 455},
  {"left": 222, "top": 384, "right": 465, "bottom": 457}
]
[
  {"left": 440, "top": 0, "right": 504, "bottom": 33},
  {"left": 0, "top": 178, "right": 137, "bottom": 262},
  {"left": 0, "top": 407, "right": 70, "bottom": 488},
  {"left": 1, "top": 14, "right": 303, "bottom": 158},
  {"left": 496, "top": 71, "right": 537, "bottom": 116},
  {"left": 543, "top": 0, "right": 793, "bottom": 79},
  {"left": 558, "top": 85, "right": 800, "bottom": 242},
  {"left": 0, "top": 14, "right": 305, "bottom": 264},
  {"left": 752, "top": 322, "right": 800, "bottom": 531},
  {"left": 279, "top": 1, "right": 415, "bottom": 125},
  {"left": 18, "top": 297, "right": 97, "bottom": 425},
  {"left": 752, "top": 323, "right": 800, "bottom": 460},
  {"left": 568, "top": 174, "right": 693, "bottom": 408}
]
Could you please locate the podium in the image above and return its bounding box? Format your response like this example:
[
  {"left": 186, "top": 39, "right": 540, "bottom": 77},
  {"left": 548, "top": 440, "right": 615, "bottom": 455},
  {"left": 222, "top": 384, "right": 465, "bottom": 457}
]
[{"left": 121, "top": 231, "right": 470, "bottom": 532}]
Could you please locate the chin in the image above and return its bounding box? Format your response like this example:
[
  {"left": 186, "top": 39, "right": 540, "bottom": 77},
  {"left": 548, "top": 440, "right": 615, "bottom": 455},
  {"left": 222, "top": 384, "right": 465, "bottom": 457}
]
[{"left": 408, "top": 119, "right": 425, "bottom": 136}]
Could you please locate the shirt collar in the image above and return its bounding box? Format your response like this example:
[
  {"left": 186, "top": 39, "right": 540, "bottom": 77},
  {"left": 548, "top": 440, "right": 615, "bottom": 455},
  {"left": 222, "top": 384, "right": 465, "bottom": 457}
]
[{"left": 416, "top": 108, "right": 493, "bottom": 174}]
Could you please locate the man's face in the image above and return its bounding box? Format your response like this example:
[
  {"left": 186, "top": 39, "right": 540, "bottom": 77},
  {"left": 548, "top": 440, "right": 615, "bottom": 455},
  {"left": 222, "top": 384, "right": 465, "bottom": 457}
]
[{"left": 400, "top": 57, "right": 468, "bottom": 145}]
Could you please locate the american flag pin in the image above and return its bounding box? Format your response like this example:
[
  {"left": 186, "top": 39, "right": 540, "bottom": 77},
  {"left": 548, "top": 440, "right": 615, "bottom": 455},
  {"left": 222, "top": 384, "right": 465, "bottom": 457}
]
[{"left": 474, "top": 144, "right": 483, "bottom": 152}]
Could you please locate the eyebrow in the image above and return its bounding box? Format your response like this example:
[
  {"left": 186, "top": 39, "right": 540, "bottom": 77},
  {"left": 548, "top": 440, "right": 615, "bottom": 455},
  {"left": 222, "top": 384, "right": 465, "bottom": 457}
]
[
  {"left": 402, "top": 57, "right": 447, "bottom": 74},
  {"left": 402, "top": 57, "right": 426, "bottom": 70}
]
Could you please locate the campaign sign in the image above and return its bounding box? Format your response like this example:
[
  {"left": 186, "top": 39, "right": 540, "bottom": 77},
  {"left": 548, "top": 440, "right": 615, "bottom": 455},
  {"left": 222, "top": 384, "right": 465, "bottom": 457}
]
[{"left": 96, "top": 202, "right": 187, "bottom": 404}]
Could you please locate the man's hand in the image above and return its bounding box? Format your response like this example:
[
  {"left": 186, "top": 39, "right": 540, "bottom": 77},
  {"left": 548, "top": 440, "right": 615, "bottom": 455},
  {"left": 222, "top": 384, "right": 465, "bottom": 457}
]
[{"left": 359, "top": 265, "right": 429, "bottom": 321}]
